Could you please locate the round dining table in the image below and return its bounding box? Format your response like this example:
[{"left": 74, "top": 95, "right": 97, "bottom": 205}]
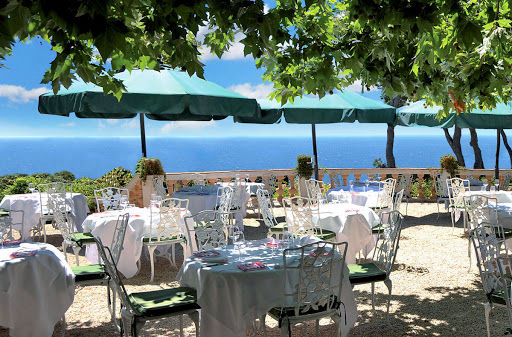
[
  {"left": 82, "top": 206, "right": 192, "bottom": 278},
  {"left": 177, "top": 239, "right": 357, "bottom": 337},
  {"left": 0, "top": 242, "right": 75, "bottom": 337}
]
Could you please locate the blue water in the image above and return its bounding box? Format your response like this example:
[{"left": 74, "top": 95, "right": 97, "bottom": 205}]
[{"left": 0, "top": 135, "right": 508, "bottom": 178}]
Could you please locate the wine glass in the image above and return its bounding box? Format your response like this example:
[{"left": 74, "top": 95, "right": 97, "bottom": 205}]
[
  {"left": 364, "top": 179, "right": 370, "bottom": 192},
  {"left": 349, "top": 179, "right": 354, "bottom": 192},
  {"left": 495, "top": 179, "right": 500, "bottom": 192},
  {"left": 230, "top": 229, "right": 245, "bottom": 261}
]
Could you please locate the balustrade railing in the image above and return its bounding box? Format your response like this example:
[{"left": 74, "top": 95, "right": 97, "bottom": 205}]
[{"left": 129, "top": 168, "right": 512, "bottom": 207}]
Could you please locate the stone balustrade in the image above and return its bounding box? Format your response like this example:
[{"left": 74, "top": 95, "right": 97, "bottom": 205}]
[{"left": 126, "top": 168, "right": 512, "bottom": 207}]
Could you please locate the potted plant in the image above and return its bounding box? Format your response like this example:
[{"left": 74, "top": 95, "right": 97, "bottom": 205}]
[
  {"left": 296, "top": 155, "right": 313, "bottom": 197},
  {"left": 135, "top": 158, "right": 165, "bottom": 205},
  {"left": 440, "top": 154, "right": 460, "bottom": 178}
]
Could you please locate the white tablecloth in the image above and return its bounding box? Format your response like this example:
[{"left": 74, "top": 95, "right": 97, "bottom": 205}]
[
  {"left": 286, "top": 203, "right": 380, "bottom": 264},
  {"left": 177, "top": 240, "right": 357, "bottom": 337},
  {"left": 0, "top": 193, "right": 89, "bottom": 237},
  {"left": 82, "top": 207, "right": 191, "bottom": 278},
  {"left": 216, "top": 182, "right": 264, "bottom": 195},
  {"left": 0, "top": 243, "right": 75, "bottom": 337},
  {"left": 327, "top": 189, "right": 383, "bottom": 208},
  {"left": 462, "top": 191, "right": 512, "bottom": 204}
]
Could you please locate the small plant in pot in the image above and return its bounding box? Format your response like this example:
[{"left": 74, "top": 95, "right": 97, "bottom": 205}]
[
  {"left": 440, "top": 154, "right": 460, "bottom": 177},
  {"left": 135, "top": 157, "right": 165, "bottom": 182},
  {"left": 296, "top": 155, "right": 313, "bottom": 197}
]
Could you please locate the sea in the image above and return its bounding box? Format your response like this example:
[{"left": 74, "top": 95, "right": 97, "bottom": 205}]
[{"left": 0, "top": 135, "right": 508, "bottom": 178}]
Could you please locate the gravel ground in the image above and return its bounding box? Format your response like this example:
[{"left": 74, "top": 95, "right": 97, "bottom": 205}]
[{"left": 1, "top": 202, "right": 507, "bottom": 336}]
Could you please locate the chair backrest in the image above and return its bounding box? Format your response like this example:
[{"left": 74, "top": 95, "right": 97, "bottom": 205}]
[
  {"left": 377, "top": 180, "right": 395, "bottom": 209},
  {"left": 464, "top": 195, "right": 498, "bottom": 229},
  {"left": 396, "top": 174, "right": 411, "bottom": 197},
  {"left": 153, "top": 176, "right": 169, "bottom": 198},
  {"left": 193, "top": 174, "right": 206, "bottom": 186},
  {"left": 38, "top": 182, "right": 72, "bottom": 215},
  {"left": 471, "top": 222, "right": 511, "bottom": 301},
  {"left": 501, "top": 173, "right": 512, "bottom": 191},
  {"left": 94, "top": 187, "right": 129, "bottom": 211},
  {"left": 229, "top": 178, "right": 245, "bottom": 210},
  {"left": 332, "top": 175, "right": 343, "bottom": 188},
  {"left": 373, "top": 210, "right": 403, "bottom": 275},
  {"left": 282, "top": 241, "right": 348, "bottom": 316},
  {"left": 282, "top": 196, "right": 319, "bottom": 236},
  {"left": 434, "top": 174, "right": 450, "bottom": 198},
  {"left": 185, "top": 210, "right": 228, "bottom": 252},
  {"left": 94, "top": 237, "right": 138, "bottom": 314},
  {"left": 447, "top": 178, "right": 470, "bottom": 206},
  {"left": 263, "top": 174, "right": 278, "bottom": 197},
  {"left": 148, "top": 198, "right": 188, "bottom": 242},
  {"left": 110, "top": 213, "right": 130, "bottom": 264},
  {"left": 256, "top": 188, "right": 279, "bottom": 228},
  {"left": 393, "top": 189, "right": 404, "bottom": 211},
  {"left": 305, "top": 179, "right": 325, "bottom": 204},
  {"left": 47, "top": 192, "right": 72, "bottom": 242},
  {"left": 216, "top": 186, "right": 233, "bottom": 224}
]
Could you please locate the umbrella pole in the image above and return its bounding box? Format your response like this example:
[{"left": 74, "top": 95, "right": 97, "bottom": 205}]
[
  {"left": 496, "top": 129, "right": 501, "bottom": 181},
  {"left": 311, "top": 124, "right": 319, "bottom": 180},
  {"left": 139, "top": 113, "right": 147, "bottom": 157}
]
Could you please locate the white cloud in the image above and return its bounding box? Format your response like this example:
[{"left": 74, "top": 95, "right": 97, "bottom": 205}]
[
  {"left": 121, "top": 119, "right": 138, "bottom": 129},
  {"left": 106, "top": 119, "right": 120, "bottom": 125},
  {"left": 98, "top": 121, "right": 106, "bottom": 129},
  {"left": 59, "top": 122, "right": 76, "bottom": 127},
  {"left": 344, "top": 80, "right": 378, "bottom": 93},
  {"left": 197, "top": 26, "right": 248, "bottom": 61},
  {"left": 160, "top": 120, "right": 215, "bottom": 134},
  {"left": 0, "top": 84, "right": 48, "bottom": 103},
  {"left": 228, "top": 83, "right": 274, "bottom": 100}
]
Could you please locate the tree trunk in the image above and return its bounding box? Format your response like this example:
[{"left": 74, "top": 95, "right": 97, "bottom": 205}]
[
  {"left": 386, "top": 124, "right": 396, "bottom": 168},
  {"left": 443, "top": 127, "right": 466, "bottom": 167},
  {"left": 469, "top": 128, "right": 485, "bottom": 169},
  {"left": 496, "top": 129, "right": 501, "bottom": 180},
  {"left": 500, "top": 129, "right": 512, "bottom": 168}
]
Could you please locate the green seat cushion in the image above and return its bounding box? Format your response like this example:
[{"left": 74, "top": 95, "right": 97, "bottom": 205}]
[
  {"left": 269, "top": 223, "right": 288, "bottom": 232},
  {"left": 313, "top": 229, "right": 336, "bottom": 240},
  {"left": 348, "top": 263, "right": 387, "bottom": 285},
  {"left": 69, "top": 232, "right": 95, "bottom": 246},
  {"left": 129, "top": 287, "right": 199, "bottom": 317},
  {"left": 142, "top": 234, "right": 184, "bottom": 243},
  {"left": 371, "top": 224, "right": 386, "bottom": 234},
  {"left": 268, "top": 296, "right": 340, "bottom": 320},
  {"left": 489, "top": 291, "right": 507, "bottom": 305},
  {"left": 0, "top": 210, "right": 9, "bottom": 217},
  {"left": 72, "top": 264, "right": 106, "bottom": 282},
  {"left": 495, "top": 227, "right": 512, "bottom": 240}
]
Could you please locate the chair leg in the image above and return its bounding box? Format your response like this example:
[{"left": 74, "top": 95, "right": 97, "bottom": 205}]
[
  {"left": 450, "top": 210, "right": 455, "bottom": 232},
  {"left": 468, "top": 238, "right": 472, "bottom": 272},
  {"left": 315, "top": 318, "right": 320, "bottom": 337},
  {"left": 179, "top": 315, "right": 184, "bottom": 337},
  {"left": 279, "top": 318, "right": 291, "bottom": 337},
  {"left": 72, "top": 245, "right": 81, "bottom": 266},
  {"left": 384, "top": 278, "right": 393, "bottom": 317},
  {"left": 187, "top": 311, "right": 200, "bottom": 337},
  {"left": 260, "top": 314, "right": 267, "bottom": 337},
  {"left": 371, "top": 282, "right": 376, "bottom": 311},
  {"left": 405, "top": 199, "right": 409, "bottom": 216},
  {"left": 484, "top": 302, "right": 492, "bottom": 337},
  {"left": 62, "top": 242, "right": 68, "bottom": 263},
  {"left": 148, "top": 245, "right": 157, "bottom": 282},
  {"left": 60, "top": 315, "right": 66, "bottom": 337},
  {"left": 436, "top": 200, "right": 440, "bottom": 220},
  {"left": 171, "top": 243, "right": 177, "bottom": 268}
]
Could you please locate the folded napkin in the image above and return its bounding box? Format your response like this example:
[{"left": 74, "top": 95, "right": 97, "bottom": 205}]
[
  {"left": 238, "top": 261, "right": 267, "bottom": 272},
  {"left": 193, "top": 250, "right": 228, "bottom": 263},
  {"left": 1, "top": 239, "right": 23, "bottom": 247},
  {"left": 10, "top": 249, "right": 39, "bottom": 258}
]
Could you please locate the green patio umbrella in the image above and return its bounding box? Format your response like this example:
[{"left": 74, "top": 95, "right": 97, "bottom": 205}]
[
  {"left": 38, "top": 68, "right": 260, "bottom": 157},
  {"left": 398, "top": 100, "right": 512, "bottom": 179},
  {"left": 237, "top": 91, "right": 396, "bottom": 179}
]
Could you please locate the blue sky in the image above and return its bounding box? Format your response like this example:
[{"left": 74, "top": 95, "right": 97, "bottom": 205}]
[{"left": 0, "top": 35, "right": 502, "bottom": 139}]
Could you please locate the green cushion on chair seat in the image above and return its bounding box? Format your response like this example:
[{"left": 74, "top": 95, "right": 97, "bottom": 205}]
[
  {"left": 72, "top": 264, "right": 106, "bottom": 282},
  {"left": 268, "top": 296, "right": 340, "bottom": 320},
  {"left": 0, "top": 210, "right": 9, "bottom": 217},
  {"left": 142, "top": 234, "right": 184, "bottom": 243},
  {"left": 348, "top": 263, "right": 387, "bottom": 285},
  {"left": 269, "top": 223, "right": 288, "bottom": 232},
  {"left": 489, "top": 291, "right": 507, "bottom": 305},
  {"left": 129, "top": 287, "right": 200, "bottom": 317},
  {"left": 495, "top": 227, "right": 512, "bottom": 240},
  {"left": 69, "top": 232, "right": 96, "bottom": 246},
  {"left": 313, "top": 229, "right": 336, "bottom": 240},
  {"left": 371, "top": 224, "right": 387, "bottom": 234}
]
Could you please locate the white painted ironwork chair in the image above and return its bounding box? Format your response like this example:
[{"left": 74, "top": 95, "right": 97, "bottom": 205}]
[
  {"left": 0, "top": 210, "right": 24, "bottom": 241},
  {"left": 261, "top": 241, "right": 349, "bottom": 337},
  {"left": 434, "top": 174, "right": 451, "bottom": 219},
  {"left": 305, "top": 178, "right": 327, "bottom": 205},
  {"left": 36, "top": 182, "right": 72, "bottom": 241},
  {"left": 215, "top": 185, "right": 233, "bottom": 226},
  {"left": 144, "top": 198, "right": 189, "bottom": 282},
  {"left": 374, "top": 180, "right": 395, "bottom": 213},
  {"left": 447, "top": 177, "right": 470, "bottom": 230},
  {"left": 94, "top": 187, "right": 130, "bottom": 212},
  {"left": 283, "top": 196, "right": 336, "bottom": 241},
  {"left": 256, "top": 188, "right": 289, "bottom": 239},
  {"left": 332, "top": 174, "right": 343, "bottom": 188},
  {"left": 396, "top": 174, "right": 412, "bottom": 215},
  {"left": 94, "top": 236, "right": 200, "bottom": 337},
  {"left": 349, "top": 210, "right": 403, "bottom": 316},
  {"left": 153, "top": 176, "right": 169, "bottom": 199},
  {"left": 470, "top": 222, "right": 512, "bottom": 337},
  {"left": 192, "top": 174, "right": 206, "bottom": 186},
  {"left": 184, "top": 210, "right": 228, "bottom": 253},
  {"left": 501, "top": 173, "right": 512, "bottom": 191},
  {"left": 228, "top": 178, "right": 245, "bottom": 228}
]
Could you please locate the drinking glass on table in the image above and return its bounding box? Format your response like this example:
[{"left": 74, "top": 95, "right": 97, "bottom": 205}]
[
  {"left": 230, "top": 229, "right": 245, "bottom": 262},
  {"left": 349, "top": 179, "right": 354, "bottom": 192},
  {"left": 495, "top": 179, "right": 500, "bottom": 192},
  {"left": 364, "top": 179, "right": 370, "bottom": 192}
]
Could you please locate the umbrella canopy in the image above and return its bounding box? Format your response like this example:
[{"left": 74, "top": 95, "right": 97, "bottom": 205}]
[
  {"left": 236, "top": 91, "right": 396, "bottom": 179},
  {"left": 38, "top": 69, "right": 260, "bottom": 156},
  {"left": 398, "top": 100, "right": 512, "bottom": 179}
]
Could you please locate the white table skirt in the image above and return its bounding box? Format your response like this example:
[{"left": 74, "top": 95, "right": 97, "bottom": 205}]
[
  {"left": 286, "top": 203, "right": 380, "bottom": 264},
  {"left": 0, "top": 243, "right": 75, "bottom": 337},
  {"left": 177, "top": 240, "right": 357, "bottom": 337},
  {"left": 82, "top": 207, "right": 191, "bottom": 278},
  {"left": 0, "top": 193, "right": 89, "bottom": 237}
]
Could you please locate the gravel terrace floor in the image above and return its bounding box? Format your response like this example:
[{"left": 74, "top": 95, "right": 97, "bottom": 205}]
[{"left": 0, "top": 202, "right": 506, "bottom": 336}]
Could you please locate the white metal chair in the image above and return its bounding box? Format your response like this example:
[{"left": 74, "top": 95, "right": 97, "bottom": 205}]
[
  {"left": 153, "top": 176, "right": 169, "bottom": 199},
  {"left": 447, "top": 177, "right": 470, "bottom": 230},
  {"left": 396, "top": 175, "right": 411, "bottom": 215},
  {"left": 256, "top": 188, "right": 289, "bottom": 239},
  {"left": 94, "top": 187, "right": 130, "bottom": 212},
  {"left": 349, "top": 210, "right": 403, "bottom": 316},
  {"left": 228, "top": 178, "right": 245, "bottom": 228},
  {"left": 94, "top": 236, "right": 200, "bottom": 337},
  {"left": 215, "top": 185, "right": 233, "bottom": 226},
  {"left": 500, "top": 173, "right": 512, "bottom": 191},
  {"left": 305, "top": 178, "right": 327, "bottom": 205},
  {"left": 192, "top": 174, "right": 206, "bottom": 186},
  {"left": 184, "top": 210, "right": 228, "bottom": 253},
  {"left": 0, "top": 210, "right": 24, "bottom": 241},
  {"left": 36, "top": 182, "right": 73, "bottom": 241},
  {"left": 375, "top": 180, "right": 395, "bottom": 212},
  {"left": 332, "top": 174, "right": 343, "bottom": 188},
  {"left": 143, "top": 198, "right": 189, "bottom": 282},
  {"left": 262, "top": 241, "right": 349, "bottom": 337},
  {"left": 393, "top": 189, "right": 404, "bottom": 212},
  {"left": 263, "top": 174, "right": 278, "bottom": 198},
  {"left": 434, "top": 174, "right": 451, "bottom": 219},
  {"left": 470, "top": 222, "right": 512, "bottom": 337}
]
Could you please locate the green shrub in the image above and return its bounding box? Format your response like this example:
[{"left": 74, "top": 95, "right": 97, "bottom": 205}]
[
  {"left": 296, "top": 155, "right": 313, "bottom": 179},
  {"left": 98, "top": 167, "right": 133, "bottom": 187},
  {"left": 135, "top": 158, "right": 165, "bottom": 182},
  {"left": 440, "top": 155, "right": 460, "bottom": 176},
  {"left": 54, "top": 170, "right": 75, "bottom": 182},
  {"left": 373, "top": 158, "right": 387, "bottom": 168}
]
